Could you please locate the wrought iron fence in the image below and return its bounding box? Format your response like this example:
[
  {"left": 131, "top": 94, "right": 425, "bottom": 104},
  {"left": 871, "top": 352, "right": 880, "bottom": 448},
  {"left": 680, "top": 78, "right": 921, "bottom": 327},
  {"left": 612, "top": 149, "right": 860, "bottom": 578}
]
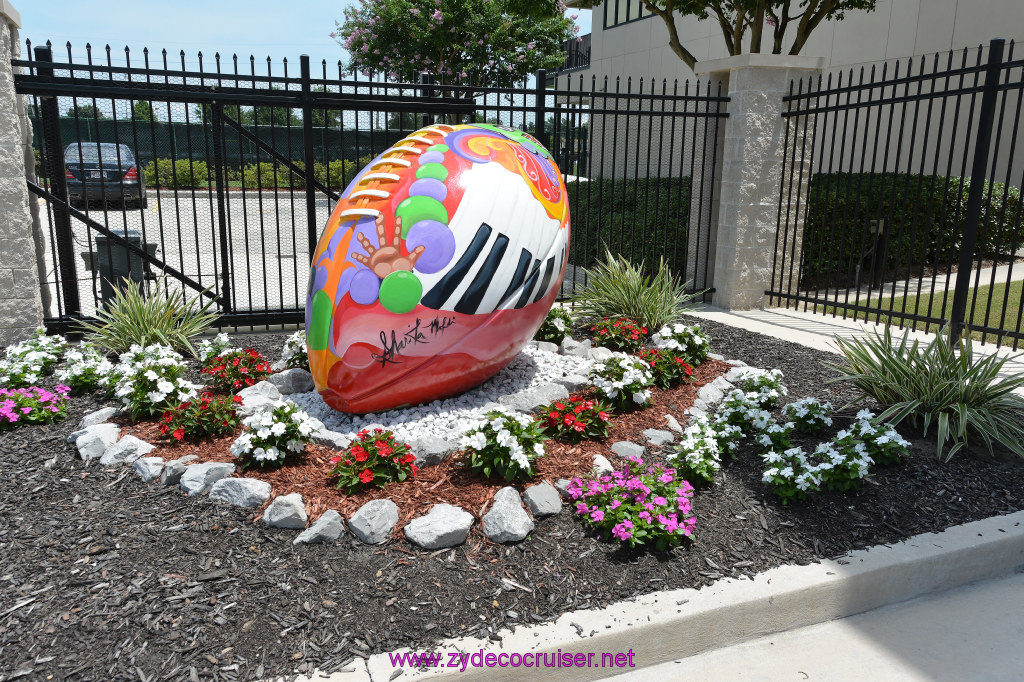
[
  {"left": 16, "top": 40, "right": 725, "bottom": 332},
  {"left": 769, "top": 38, "right": 1024, "bottom": 348}
]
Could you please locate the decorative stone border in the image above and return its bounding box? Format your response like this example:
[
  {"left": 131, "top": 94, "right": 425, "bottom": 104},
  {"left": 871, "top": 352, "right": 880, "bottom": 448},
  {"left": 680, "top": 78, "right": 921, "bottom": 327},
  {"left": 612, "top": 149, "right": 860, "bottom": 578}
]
[{"left": 63, "top": 349, "right": 765, "bottom": 551}]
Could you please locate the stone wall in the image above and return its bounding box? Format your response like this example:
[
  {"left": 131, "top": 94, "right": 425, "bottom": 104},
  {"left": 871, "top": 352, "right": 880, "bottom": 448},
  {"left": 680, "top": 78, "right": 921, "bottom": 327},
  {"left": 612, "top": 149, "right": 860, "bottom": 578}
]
[
  {"left": 696, "top": 55, "right": 824, "bottom": 310},
  {"left": 0, "top": 2, "right": 43, "bottom": 345}
]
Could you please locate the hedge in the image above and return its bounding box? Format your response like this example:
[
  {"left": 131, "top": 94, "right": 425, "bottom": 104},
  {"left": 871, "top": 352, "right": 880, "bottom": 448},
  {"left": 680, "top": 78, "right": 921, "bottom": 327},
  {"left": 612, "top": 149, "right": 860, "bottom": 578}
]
[
  {"left": 801, "top": 173, "right": 1022, "bottom": 286},
  {"left": 566, "top": 176, "right": 693, "bottom": 277},
  {"left": 143, "top": 158, "right": 209, "bottom": 189}
]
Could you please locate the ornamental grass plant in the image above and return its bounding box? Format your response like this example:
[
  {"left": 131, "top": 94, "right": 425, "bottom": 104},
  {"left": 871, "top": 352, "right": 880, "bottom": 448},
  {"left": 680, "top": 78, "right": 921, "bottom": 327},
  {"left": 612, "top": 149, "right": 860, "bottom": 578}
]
[
  {"left": 570, "top": 250, "right": 702, "bottom": 331},
  {"left": 78, "top": 277, "right": 218, "bottom": 358},
  {"left": 827, "top": 325, "right": 1024, "bottom": 461}
]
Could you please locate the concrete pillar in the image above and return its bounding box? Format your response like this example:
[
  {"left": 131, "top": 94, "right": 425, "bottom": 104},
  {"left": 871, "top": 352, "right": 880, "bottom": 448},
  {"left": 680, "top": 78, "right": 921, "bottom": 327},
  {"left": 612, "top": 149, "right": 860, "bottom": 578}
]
[
  {"left": 695, "top": 54, "right": 823, "bottom": 310},
  {"left": 0, "top": 1, "right": 44, "bottom": 344}
]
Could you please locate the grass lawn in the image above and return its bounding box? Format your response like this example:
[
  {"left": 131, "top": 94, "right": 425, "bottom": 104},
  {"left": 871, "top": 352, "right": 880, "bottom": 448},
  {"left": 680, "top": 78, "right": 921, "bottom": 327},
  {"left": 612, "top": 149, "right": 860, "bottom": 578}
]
[{"left": 820, "top": 278, "right": 1024, "bottom": 346}]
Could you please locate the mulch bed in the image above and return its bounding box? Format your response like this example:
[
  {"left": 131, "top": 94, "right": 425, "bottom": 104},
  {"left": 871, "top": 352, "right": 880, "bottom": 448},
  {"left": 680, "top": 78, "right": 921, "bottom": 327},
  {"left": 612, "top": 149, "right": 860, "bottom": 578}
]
[
  {"left": 1, "top": 321, "right": 1023, "bottom": 681},
  {"left": 119, "top": 360, "right": 729, "bottom": 530}
]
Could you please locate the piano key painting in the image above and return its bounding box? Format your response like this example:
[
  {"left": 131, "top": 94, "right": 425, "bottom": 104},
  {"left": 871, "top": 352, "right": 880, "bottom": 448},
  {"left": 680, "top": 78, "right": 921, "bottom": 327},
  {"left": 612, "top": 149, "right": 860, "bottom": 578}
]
[{"left": 306, "top": 123, "right": 571, "bottom": 413}]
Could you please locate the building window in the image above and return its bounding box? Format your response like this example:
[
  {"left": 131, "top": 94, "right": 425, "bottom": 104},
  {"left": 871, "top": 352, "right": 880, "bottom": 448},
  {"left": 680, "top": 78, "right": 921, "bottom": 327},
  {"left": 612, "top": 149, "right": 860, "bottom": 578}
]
[{"left": 603, "top": 0, "right": 654, "bottom": 30}]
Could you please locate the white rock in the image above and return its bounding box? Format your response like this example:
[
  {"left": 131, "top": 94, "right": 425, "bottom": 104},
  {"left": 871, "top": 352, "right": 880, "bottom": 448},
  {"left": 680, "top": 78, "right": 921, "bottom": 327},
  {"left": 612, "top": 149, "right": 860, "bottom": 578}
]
[
  {"left": 76, "top": 424, "right": 121, "bottom": 461},
  {"left": 160, "top": 459, "right": 188, "bottom": 486},
  {"left": 523, "top": 482, "right": 562, "bottom": 518},
  {"left": 267, "top": 368, "right": 315, "bottom": 395},
  {"left": 593, "top": 454, "right": 614, "bottom": 476},
  {"left": 560, "top": 337, "right": 592, "bottom": 358},
  {"left": 588, "top": 346, "right": 615, "bottom": 361},
  {"left": 209, "top": 478, "right": 272, "bottom": 507},
  {"left": 499, "top": 382, "right": 569, "bottom": 413},
  {"left": 404, "top": 504, "right": 474, "bottom": 549},
  {"left": 483, "top": 487, "right": 534, "bottom": 543},
  {"left": 610, "top": 441, "right": 644, "bottom": 458},
  {"left": 643, "top": 429, "right": 675, "bottom": 446},
  {"left": 294, "top": 510, "right": 345, "bottom": 545},
  {"left": 179, "top": 462, "right": 235, "bottom": 496},
  {"left": 712, "top": 376, "right": 734, "bottom": 392},
  {"left": 697, "top": 383, "right": 725, "bottom": 406},
  {"left": 238, "top": 380, "right": 282, "bottom": 401},
  {"left": 554, "top": 478, "right": 573, "bottom": 499},
  {"left": 264, "top": 493, "right": 307, "bottom": 529},
  {"left": 236, "top": 395, "right": 278, "bottom": 418},
  {"left": 707, "top": 352, "right": 725, "bottom": 361},
  {"left": 534, "top": 340, "right": 559, "bottom": 354},
  {"left": 412, "top": 434, "right": 457, "bottom": 467},
  {"left": 664, "top": 414, "right": 684, "bottom": 434},
  {"left": 311, "top": 428, "right": 352, "bottom": 450},
  {"left": 348, "top": 499, "right": 399, "bottom": 545},
  {"left": 133, "top": 457, "right": 164, "bottom": 482},
  {"left": 78, "top": 406, "right": 119, "bottom": 429},
  {"left": 552, "top": 373, "right": 589, "bottom": 392},
  {"left": 99, "top": 435, "right": 155, "bottom": 466}
]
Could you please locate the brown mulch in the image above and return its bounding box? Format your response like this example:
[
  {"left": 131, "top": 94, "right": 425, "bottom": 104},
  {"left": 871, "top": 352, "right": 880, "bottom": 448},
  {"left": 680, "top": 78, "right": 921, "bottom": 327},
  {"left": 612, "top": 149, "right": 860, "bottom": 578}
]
[{"left": 118, "top": 360, "right": 730, "bottom": 533}]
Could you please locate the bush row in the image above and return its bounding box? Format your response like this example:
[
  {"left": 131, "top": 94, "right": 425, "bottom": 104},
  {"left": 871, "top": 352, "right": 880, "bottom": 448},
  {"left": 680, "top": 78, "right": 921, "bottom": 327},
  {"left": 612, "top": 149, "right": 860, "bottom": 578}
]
[
  {"left": 142, "top": 155, "right": 375, "bottom": 190},
  {"left": 566, "top": 176, "right": 693, "bottom": 276},
  {"left": 801, "top": 172, "right": 1022, "bottom": 286}
]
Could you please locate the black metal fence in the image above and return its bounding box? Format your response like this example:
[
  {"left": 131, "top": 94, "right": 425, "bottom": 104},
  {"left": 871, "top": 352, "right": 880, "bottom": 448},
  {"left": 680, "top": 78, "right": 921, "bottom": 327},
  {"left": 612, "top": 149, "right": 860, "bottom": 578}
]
[
  {"left": 769, "top": 38, "right": 1024, "bottom": 348},
  {"left": 16, "top": 41, "right": 725, "bottom": 332}
]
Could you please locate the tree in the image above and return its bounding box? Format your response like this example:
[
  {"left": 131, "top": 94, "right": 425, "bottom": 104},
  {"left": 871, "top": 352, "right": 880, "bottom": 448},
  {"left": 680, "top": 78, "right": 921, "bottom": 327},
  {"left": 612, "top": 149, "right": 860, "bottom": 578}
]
[
  {"left": 334, "top": 0, "right": 578, "bottom": 93},
  {"left": 132, "top": 100, "right": 155, "bottom": 122},
  {"left": 599, "top": 0, "right": 878, "bottom": 72},
  {"left": 310, "top": 87, "right": 342, "bottom": 127},
  {"left": 64, "top": 104, "right": 108, "bottom": 120},
  {"left": 191, "top": 100, "right": 300, "bottom": 127}
]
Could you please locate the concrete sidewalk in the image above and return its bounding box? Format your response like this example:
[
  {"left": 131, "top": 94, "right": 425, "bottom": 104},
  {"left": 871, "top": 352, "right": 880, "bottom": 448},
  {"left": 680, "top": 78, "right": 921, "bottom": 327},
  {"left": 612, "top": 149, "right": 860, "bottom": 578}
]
[{"left": 604, "top": 571, "right": 1024, "bottom": 682}]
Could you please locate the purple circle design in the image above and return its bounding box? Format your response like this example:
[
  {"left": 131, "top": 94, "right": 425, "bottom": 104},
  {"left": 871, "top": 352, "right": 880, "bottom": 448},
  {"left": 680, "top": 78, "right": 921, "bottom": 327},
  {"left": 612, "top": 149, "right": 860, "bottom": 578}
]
[
  {"left": 408, "top": 178, "right": 448, "bottom": 202},
  {"left": 419, "top": 151, "right": 445, "bottom": 165},
  {"left": 407, "top": 220, "right": 456, "bottom": 274},
  {"left": 350, "top": 268, "right": 381, "bottom": 305}
]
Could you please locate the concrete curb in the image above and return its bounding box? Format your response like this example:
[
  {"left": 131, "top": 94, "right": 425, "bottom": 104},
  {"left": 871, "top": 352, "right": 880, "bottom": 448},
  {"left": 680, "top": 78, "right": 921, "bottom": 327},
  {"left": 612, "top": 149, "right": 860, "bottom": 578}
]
[{"left": 300, "top": 510, "right": 1024, "bottom": 681}]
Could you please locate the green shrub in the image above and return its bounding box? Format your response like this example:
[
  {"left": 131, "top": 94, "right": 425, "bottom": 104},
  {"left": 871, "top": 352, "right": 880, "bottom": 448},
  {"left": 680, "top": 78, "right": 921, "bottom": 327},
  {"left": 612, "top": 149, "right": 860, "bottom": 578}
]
[
  {"left": 77, "top": 276, "right": 219, "bottom": 358},
  {"left": 566, "top": 176, "right": 692, "bottom": 277},
  {"left": 570, "top": 250, "right": 702, "bottom": 331},
  {"left": 827, "top": 325, "right": 1024, "bottom": 461},
  {"left": 801, "top": 173, "right": 1022, "bottom": 286},
  {"left": 143, "top": 158, "right": 210, "bottom": 188}
]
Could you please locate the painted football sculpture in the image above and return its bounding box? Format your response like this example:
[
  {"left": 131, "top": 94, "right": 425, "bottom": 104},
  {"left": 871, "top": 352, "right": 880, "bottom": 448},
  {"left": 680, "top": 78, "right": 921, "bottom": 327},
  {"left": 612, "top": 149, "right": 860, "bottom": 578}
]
[{"left": 306, "top": 123, "right": 570, "bottom": 413}]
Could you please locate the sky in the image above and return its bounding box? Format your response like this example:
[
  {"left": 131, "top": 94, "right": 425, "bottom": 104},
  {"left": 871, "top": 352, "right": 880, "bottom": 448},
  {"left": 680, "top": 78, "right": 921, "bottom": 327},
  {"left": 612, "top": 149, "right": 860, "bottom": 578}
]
[{"left": 16, "top": 0, "right": 593, "bottom": 72}]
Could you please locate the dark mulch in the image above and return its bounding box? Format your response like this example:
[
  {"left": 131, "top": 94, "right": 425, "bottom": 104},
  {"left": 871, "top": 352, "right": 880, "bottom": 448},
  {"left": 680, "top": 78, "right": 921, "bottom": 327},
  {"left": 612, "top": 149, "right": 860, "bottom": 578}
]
[{"left": 1, "top": 322, "right": 1023, "bottom": 681}]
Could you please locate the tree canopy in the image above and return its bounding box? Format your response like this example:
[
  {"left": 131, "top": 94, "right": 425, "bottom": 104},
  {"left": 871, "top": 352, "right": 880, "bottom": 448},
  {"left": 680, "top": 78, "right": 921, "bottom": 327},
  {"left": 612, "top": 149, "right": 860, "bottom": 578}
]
[
  {"left": 64, "top": 104, "right": 108, "bottom": 120},
  {"left": 132, "top": 101, "right": 155, "bottom": 122},
  {"left": 333, "top": 0, "right": 580, "bottom": 90},
  {"left": 606, "top": 0, "right": 878, "bottom": 71}
]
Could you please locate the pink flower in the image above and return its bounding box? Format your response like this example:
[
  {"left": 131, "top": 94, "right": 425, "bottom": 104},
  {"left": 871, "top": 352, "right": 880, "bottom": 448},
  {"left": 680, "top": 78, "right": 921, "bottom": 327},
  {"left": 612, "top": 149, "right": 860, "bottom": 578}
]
[
  {"left": 575, "top": 502, "right": 589, "bottom": 514},
  {"left": 432, "top": 9, "right": 442, "bottom": 21},
  {"left": 590, "top": 509, "right": 604, "bottom": 522},
  {"left": 653, "top": 496, "right": 667, "bottom": 506}
]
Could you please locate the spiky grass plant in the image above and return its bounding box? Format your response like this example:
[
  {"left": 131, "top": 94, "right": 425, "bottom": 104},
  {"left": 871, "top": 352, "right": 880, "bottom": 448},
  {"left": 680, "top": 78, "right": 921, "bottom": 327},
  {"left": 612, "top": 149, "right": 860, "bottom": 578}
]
[
  {"left": 570, "top": 250, "right": 703, "bottom": 332},
  {"left": 826, "top": 325, "right": 1024, "bottom": 461},
  {"left": 78, "top": 277, "right": 218, "bottom": 358}
]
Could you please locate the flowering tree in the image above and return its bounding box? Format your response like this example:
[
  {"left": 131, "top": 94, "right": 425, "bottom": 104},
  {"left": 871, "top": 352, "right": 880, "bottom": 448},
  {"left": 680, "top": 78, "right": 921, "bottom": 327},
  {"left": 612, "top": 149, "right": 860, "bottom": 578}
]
[
  {"left": 621, "top": 0, "right": 878, "bottom": 71},
  {"left": 333, "top": 0, "right": 579, "bottom": 90}
]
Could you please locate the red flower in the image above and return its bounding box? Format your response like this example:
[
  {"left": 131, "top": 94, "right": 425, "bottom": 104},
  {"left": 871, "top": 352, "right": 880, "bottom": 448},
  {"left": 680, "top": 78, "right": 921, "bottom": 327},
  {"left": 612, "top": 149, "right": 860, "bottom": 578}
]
[
  {"left": 573, "top": 421, "right": 585, "bottom": 432},
  {"left": 330, "top": 455, "right": 342, "bottom": 465},
  {"left": 245, "top": 377, "right": 255, "bottom": 386},
  {"left": 410, "top": 465, "right": 418, "bottom": 476},
  {"left": 233, "top": 379, "right": 242, "bottom": 388},
  {"left": 379, "top": 444, "right": 393, "bottom": 457},
  {"left": 232, "top": 358, "right": 240, "bottom": 367},
  {"left": 355, "top": 450, "right": 368, "bottom": 463},
  {"left": 159, "top": 423, "right": 168, "bottom": 434},
  {"left": 172, "top": 428, "right": 185, "bottom": 441},
  {"left": 549, "top": 411, "right": 559, "bottom": 419},
  {"left": 401, "top": 453, "right": 415, "bottom": 464},
  {"left": 598, "top": 412, "right": 610, "bottom": 421},
  {"left": 358, "top": 469, "right": 374, "bottom": 484},
  {"left": 563, "top": 415, "right": 574, "bottom": 426},
  {"left": 232, "top": 395, "right": 243, "bottom": 403}
]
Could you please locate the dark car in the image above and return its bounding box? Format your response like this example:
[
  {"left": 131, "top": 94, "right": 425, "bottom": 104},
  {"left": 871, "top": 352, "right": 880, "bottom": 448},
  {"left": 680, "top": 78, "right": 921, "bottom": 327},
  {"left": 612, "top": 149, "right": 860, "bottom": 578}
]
[{"left": 64, "top": 142, "right": 147, "bottom": 209}]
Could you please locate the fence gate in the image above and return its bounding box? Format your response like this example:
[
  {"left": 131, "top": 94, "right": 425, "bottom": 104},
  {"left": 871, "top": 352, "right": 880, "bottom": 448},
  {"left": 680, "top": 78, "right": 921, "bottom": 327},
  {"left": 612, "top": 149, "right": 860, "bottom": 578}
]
[
  {"left": 768, "top": 38, "right": 1024, "bottom": 348},
  {"left": 16, "top": 41, "right": 725, "bottom": 332}
]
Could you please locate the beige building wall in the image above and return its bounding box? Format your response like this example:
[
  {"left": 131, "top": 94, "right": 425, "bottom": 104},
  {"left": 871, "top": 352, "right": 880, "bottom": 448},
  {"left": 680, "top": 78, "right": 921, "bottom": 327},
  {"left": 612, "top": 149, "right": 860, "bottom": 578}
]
[{"left": 581, "top": 0, "right": 1024, "bottom": 84}]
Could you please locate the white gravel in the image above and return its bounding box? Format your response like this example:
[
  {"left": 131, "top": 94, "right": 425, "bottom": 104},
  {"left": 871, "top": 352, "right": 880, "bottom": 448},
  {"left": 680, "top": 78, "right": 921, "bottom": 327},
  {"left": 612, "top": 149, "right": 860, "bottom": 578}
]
[{"left": 285, "top": 345, "right": 592, "bottom": 443}]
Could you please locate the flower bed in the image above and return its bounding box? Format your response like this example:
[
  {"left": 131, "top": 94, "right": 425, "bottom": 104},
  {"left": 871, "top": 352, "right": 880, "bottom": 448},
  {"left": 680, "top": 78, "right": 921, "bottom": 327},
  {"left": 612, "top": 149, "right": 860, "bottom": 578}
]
[{"left": 4, "top": 320, "right": 1024, "bottom": 681}]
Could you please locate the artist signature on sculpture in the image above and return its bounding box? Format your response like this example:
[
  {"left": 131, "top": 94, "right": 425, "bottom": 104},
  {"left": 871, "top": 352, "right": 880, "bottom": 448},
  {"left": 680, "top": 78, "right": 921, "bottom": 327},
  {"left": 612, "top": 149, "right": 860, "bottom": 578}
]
[{"left": 372, "top": 315, "right": 457, "bottom": 366}]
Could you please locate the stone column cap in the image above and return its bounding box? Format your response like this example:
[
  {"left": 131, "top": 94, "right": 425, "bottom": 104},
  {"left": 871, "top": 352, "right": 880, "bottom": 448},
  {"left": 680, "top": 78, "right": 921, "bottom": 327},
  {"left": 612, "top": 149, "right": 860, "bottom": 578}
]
[
  {"left": 695, "top": 53, "right": 825, "bottom": 76},
  {"left": 0, "top": 1, "right": 20, "bottom": 28}
]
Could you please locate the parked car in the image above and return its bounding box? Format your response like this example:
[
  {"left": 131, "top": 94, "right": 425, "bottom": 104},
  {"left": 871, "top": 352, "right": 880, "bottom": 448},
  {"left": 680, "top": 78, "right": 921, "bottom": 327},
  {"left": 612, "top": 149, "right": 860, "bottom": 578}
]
[{"left": 64, "top": 142, "right": 147, "bottom": 209}]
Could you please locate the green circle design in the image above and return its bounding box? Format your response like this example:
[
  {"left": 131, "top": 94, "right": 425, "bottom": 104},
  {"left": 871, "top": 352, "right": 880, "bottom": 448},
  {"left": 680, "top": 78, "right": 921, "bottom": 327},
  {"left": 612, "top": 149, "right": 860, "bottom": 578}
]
[
  {"left": 415, "top": 163, "right": 449, "bottom": 181},
  {"left": 308, "top": 290, "right": 333, "bottom": 351},
  {"left": 426, "top": 144, "right": 449, "bottom": 153},
  {"left": 395, "top": 195, "right": 449, "bottom": 237},
  {"left": 379, "top": 271, "right": 422, "bottom": 314}
]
